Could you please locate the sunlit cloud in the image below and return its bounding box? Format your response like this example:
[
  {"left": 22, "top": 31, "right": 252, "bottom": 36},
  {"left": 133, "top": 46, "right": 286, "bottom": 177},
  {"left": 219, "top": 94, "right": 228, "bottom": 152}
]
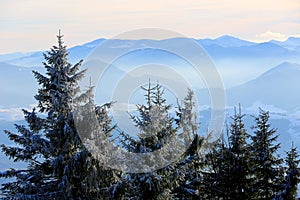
[
  {"left": 255, "top": 31, "right": 287, "bottom": 42},
  {"left": 0, "top": 108, "right": 24, "bottom": 121},
  {"left": 0, "top": 104, "right": 37, "bottom": 121}
]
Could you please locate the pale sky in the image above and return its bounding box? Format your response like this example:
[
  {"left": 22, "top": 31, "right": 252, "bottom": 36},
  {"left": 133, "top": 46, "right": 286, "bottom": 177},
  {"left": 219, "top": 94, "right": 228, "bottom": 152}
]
[{"left": 1, "top": 0, "right": 300, "bottom": 54}]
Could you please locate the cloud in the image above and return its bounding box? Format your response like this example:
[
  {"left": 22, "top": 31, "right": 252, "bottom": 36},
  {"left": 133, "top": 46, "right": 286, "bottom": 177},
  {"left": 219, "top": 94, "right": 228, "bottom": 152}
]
[
  {"left": 0, "top": 108, "right": 24, "bottom": 121},
  {"left": 255, "top": 31, "right": 287, "bottom": 41},
  {"left": 0, "top": 104, "right": 37, "bottom": 121}
]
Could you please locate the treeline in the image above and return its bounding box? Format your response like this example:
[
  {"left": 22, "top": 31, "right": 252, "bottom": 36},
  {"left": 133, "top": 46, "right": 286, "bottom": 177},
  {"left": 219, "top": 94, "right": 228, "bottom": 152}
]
[{"left": 0, "top": 35, "right": 299, "bottom": 200}]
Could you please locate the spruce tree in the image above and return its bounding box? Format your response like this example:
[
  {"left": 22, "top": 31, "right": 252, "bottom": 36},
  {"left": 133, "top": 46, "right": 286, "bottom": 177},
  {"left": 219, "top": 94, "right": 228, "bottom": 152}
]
[
  {"left": 280, "top": 144, "right": 300, "bottom": 199},
  {"left": 202, "top": 135, "right": 235, "bottom": 199},
  {"left": 202, "top": 107, "right": 251, "bottom": 199},
  {"left": 250, "top": 108, "right": 284, "bottom": 199},
  {"left": 114, "top": 82, "right": 178, "bottom": 199},
  {"left": 0, "top": 33, "right": 116, "bottom": 199},
  {"left": 227, "top": 106, "right": 251, "bottom": 199},
  {"left": 171, "top": 89, "right": 205, "bottom": 199}
]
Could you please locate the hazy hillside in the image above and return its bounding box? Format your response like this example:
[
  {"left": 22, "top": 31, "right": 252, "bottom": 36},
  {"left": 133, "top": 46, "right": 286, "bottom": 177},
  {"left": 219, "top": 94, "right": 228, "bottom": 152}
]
[
  {"left": 0, "top": 62, "right": 38, "bottom": 107},
  {"left": 227, "top": 62, "right": 300, "bottom": 112}
]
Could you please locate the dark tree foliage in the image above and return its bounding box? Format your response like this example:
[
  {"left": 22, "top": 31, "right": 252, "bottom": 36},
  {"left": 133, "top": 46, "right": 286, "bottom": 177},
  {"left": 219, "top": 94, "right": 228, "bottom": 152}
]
[
  {"left": 201, "top": 106, "right": 250, "bottom": 199},
  {"left": 227, "top": 106, "right": 251, "bottom": 199},
  {"left": 250, "top": 108, "right": 284, "bottom": 199},
  {"left": 202, "top": 136, "right": 235, "bottom": 199},
  {"left": 279, "top": 144, "right": 300, "bottom": 199}
]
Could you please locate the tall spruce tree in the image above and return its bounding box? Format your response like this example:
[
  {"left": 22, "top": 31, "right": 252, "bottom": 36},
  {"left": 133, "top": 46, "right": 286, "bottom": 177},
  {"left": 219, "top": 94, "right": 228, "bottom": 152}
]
[
  {"left": 250, "top": 108, "right": 284, "bottom": 199},
  {"left": 0, "top": 33, "right": 117, "bottom": 199},
  {"left": 279, "top": 143, "right": 300, "bottom": 199},
  {"left": 227, "top": 106, "right": 251, "bottom": 199},
  {"left": 202, "top": 107, "right": 251, "bottom": 199}
]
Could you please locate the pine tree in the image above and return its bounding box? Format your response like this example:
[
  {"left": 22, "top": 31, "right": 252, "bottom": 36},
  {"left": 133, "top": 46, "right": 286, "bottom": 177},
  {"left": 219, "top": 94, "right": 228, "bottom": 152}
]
[
  {"left": 114, "top": 82, "right": 178, "bottom": 199},
  {"left": 202, "top": 106, "right": 251, "bottom": 199},
  {"left": 202, "top": 135, "right": 235, "bottom": 199},
  {"left": 130, "top": 82, "right": 176, "bottom": 154},
  {"left": 0, "top": 33, "right": 117, "bottom": 199},
  {"left": 171, "top": 89, "right": 205, "bottom": 199},
  {"left": 250, "top": 108, "right": 284, "bottom": 199},
  {"left": 279, "top": 143, "right": 300, "bottom": 199},
  {"left": 227, "top": 106, "right": 251, "bottom": 199}
]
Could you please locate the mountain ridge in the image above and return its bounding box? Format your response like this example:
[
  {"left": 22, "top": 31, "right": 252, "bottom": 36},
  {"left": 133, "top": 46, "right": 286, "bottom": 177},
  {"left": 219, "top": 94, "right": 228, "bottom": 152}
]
[
  {"left": 1, "top": 35, "right": 300, "bottom": 60},
  {"left": 227, "top": 62, "right": 300, "bottom": 112},
  {"left": 1, "top": 35, "right": 300, "bottom": 89}
]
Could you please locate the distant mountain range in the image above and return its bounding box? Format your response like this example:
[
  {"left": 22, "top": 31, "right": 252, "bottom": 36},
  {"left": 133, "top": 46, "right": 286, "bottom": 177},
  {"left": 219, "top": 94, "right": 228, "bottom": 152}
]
[
  {"left": 1, "top": 35, "right": 300, "bottom": 88},
  {"left": 2, "top": 35, "right": 299, "bottom": 63},
  {"left": 270, "top": 37, "right": 300, "bottom": 50},
  {"left": 1, "top": 35, "right": 300, "bottom": 112},
  {"left": 198, "top": 35, "right": 256, "bottom": 47}
]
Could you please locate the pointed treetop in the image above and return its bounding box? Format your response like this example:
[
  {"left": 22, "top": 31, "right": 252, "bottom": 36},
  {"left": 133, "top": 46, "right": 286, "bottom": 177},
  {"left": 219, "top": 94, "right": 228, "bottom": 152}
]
[
  {"left": 58, "top": 29, "right": 63, "bottom": 37},
  {"left": 57, "top": 29, "right": 63, "bottom": 39},
  {"left": 57, "top": 29, "right": 65, "bottom": 51}
]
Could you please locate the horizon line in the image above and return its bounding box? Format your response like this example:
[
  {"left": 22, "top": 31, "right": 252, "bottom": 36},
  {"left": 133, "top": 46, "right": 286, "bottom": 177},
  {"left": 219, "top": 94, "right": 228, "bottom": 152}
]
[{"left": 1, "top": 34, "right": 300, "bottom": 55}]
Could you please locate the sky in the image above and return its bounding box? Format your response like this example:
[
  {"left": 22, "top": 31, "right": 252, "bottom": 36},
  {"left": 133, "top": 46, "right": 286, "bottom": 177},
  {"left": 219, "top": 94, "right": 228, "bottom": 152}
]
[{"left": 1, "top": 0, "right": 300, "bottom": 54}]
